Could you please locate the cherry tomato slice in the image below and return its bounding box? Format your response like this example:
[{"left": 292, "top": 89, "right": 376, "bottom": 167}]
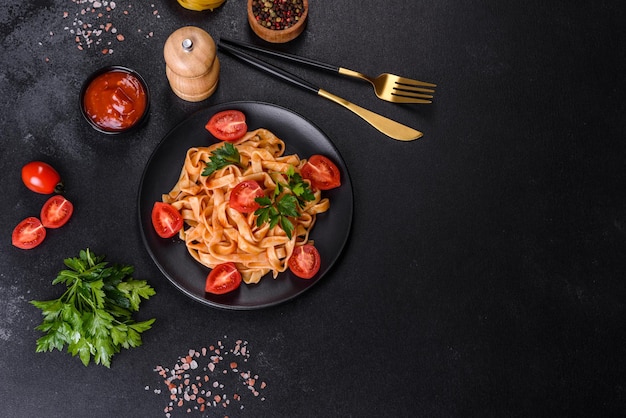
[
  {"left": 288, "top": 244, "right": 321, "bottom": 279},
  {"left": 229, "top": 180, "right": 265, "bottom": 213},
  {"left": 151, "top": 202, "right": 183, "bottom": 238},
  {"left": 301, "top": 155, "right": 341, "bottom": 190},
  {"left": 12, "top": 217, "right": 47, "bottom": 250},
  {"left": 205, "top": 262, "right": 242, "bottom": 295},
  {"left": 21, "top": 161, "right": 63, "bottom": 194},
  {"left": 205, "top": 110, "right": 247, "bottom": 142},
  {"left": 41, "top": 195, "right": 74, "bottom": 229}
]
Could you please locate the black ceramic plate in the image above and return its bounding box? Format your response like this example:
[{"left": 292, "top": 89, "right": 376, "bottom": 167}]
[{"left": 138, "top": 102, "right": 353, "bottom": 310}]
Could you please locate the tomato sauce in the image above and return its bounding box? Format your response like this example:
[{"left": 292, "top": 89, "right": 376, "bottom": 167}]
[{"left": 83, "top": 69, "right": 148, "bottom": 132}]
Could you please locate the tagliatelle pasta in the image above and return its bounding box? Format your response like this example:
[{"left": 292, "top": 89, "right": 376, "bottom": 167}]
[{"left": 162, "top": 128, "right": 330, "bottom": 284}]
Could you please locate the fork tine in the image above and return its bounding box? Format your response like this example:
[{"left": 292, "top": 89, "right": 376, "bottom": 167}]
[
  {"left": 392, "top": 87, "right": 434, "bottom": 99},
  {"left": 393, "top": 83, "right": 435, "bottom": 95},
  {"left": 389, "top": 95, "right": 433, "bottom": 104},
  {"left": 393, "top": 76, "right": 437, "bottom": 88}
]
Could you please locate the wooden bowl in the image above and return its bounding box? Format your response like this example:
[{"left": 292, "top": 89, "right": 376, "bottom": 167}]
[{"left": 247, "top": 0, "right": 308, "bottom": 43}]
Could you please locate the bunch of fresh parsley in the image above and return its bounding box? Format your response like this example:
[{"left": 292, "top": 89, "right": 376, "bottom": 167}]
[{"left": 30, "top": 249, "right": 156, "bottom": 368}]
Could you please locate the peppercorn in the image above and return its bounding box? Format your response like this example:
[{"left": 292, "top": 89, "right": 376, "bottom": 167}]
[{"left": 251, "top": 0, "right": 304, "bottom": 30}]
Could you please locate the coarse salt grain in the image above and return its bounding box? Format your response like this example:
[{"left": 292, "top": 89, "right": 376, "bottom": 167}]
[{"left": 59, "top": 0, "right": 158, "bottom": 55}]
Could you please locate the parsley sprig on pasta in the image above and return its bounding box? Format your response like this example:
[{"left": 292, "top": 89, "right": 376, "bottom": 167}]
[
  {"left": 254, "top": 166, "right": 315, "bottom": 239},
  {"left": 201, "top": 142, "right": 242, "bottom": 177}
]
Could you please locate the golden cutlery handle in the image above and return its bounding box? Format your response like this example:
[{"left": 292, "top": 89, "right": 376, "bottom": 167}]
[
  {"left": 337, "top": 67, "right": 371, "bottom": 83},
  {"left": 317, "top": 89, "right": 423, "bottom": 141}
]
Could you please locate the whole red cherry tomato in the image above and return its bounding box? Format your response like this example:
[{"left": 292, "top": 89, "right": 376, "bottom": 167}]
[{"left": 21, "top": 161, "right": 64, "bottom": 194}]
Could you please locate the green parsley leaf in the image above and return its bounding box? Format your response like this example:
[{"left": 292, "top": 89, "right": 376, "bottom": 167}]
[
  {"left": 118, "top": 279, "right": 157, "bottom": 312},
  {"left": 255, "top": 194, "right": 298, "bottom": 239},
  {"left": 280, "top": 216, "right": 295, "bottom": 238},
  {"left": 252, "top": 165, "right": 316, "bottom": 239},
  {"left": 276, "top": 194, "right": 299, "bottom": 217},
  {"left": 202, "top": 142, "right": 242, "bottom": 177},
  {"left": 30, "top": 249, "right": 156, "bottom": 368},
  {"left": 256, "top": 196, "right": 272, "bottom": 207},
  {"left": 285, "top": 166, "right": 315, "bottom": 206}
]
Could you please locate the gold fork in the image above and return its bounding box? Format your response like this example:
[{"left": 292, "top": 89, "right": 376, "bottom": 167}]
[
  {"left": 337, "top": 68, "right": 436, "bottom": 104},
  {"left": 220, "top": 37, "right": 436, "bottom": 104}
]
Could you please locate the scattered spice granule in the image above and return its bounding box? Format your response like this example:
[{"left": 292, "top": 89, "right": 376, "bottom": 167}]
[
  {"left": 58, "top": 0, "right": 159, "bottom": 55},
  {"left": 147, "top": 337, "right": 267, "bottom": 417}
]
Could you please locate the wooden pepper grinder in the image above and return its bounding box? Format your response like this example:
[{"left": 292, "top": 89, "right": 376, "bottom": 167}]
[{"left": 164, "top": 26, "right": 220, "bottom": 102}]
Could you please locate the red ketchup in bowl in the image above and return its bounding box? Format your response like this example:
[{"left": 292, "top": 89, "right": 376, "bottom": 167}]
[{"left": 82, "top": 68, "right": 148, "bottom": 133}]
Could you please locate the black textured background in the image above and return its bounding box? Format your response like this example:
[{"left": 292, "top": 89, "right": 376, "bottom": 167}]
[{"left": 1, "top": 1, "right": 625, "bottom": 417}]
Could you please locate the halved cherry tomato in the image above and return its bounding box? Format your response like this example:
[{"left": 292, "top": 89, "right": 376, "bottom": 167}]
[
  {"left": 229, "top": 180, "right": 264, "bottom": 213},
  {"left": 288, "top": 244, "right": 321, "bottom": 279},
  {"left": 205, "top": 262, "right": 242, "bottom": 295},
  {"left": 41, "top": 195, "right": 74, "bottom": 229},
  {"left": 301, "top": 155, "right": 341, "bottom": 190},
  {"left": 151, "top": 202, "right": 183, "bottom": 238},
  {"left": 205, "top": 110, "right": 247, "bottom": 142},
  {"left": 12, "top": 217, "right": 47, "bottom": 250},
  {"left": 21, "top": 161, "right": 64, "bottom": 194}
]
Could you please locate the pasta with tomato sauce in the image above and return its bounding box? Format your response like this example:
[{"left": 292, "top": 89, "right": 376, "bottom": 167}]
[{"left": 162, "top": 128, "right": 330, "bottom": 284}]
